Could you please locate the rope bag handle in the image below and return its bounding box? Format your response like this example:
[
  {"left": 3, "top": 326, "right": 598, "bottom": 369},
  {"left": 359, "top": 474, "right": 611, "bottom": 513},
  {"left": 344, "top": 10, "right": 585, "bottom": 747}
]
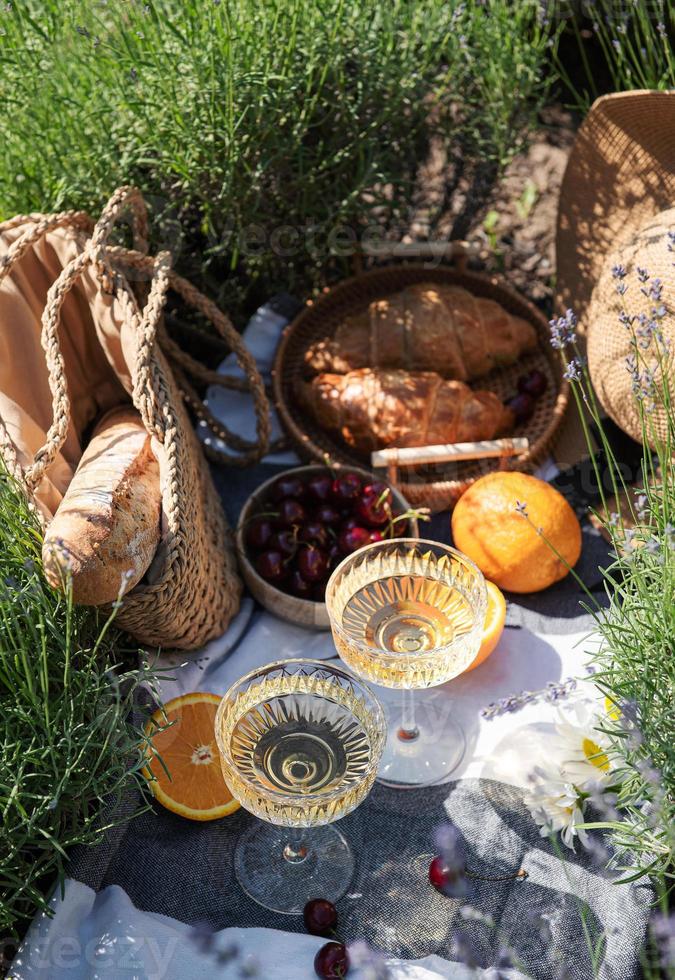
[{"left": 0, "top": 187, "right": 271, "bottom": 495}]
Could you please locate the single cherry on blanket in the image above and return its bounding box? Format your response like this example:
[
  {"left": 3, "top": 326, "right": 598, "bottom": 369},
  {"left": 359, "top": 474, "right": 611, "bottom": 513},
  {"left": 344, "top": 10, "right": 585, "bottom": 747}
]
[
  {"left": 314, "top": 942, "right": 349, "bottom": 979},
  {"left": 303, "top": 898, "right": 338, "bottom": 937},
  {"left": 428, "top": 855, "right": 466, "bottom": 897}
]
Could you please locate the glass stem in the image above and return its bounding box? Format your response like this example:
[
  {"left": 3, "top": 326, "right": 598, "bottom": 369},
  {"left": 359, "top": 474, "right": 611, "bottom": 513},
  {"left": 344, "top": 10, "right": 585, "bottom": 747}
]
[
  {"left": 397, "top": 688, "right": 419, "bottom": 742},
  {"left": 282, "top": 827, "right": 309, "bottom": 864}
]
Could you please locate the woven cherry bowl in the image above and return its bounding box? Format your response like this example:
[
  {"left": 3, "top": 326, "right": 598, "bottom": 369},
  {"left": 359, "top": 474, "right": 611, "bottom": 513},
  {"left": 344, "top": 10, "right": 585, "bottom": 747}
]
[
  {"left": 235, "top": 464, "right": 418, "bottom": 629},
  {"left": 272, "top": 264, "right": 568, "bottom": 512}
]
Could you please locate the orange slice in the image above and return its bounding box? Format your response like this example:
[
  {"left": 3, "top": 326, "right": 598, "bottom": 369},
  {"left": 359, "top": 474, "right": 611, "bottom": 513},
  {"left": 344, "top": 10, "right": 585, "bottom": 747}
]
[
  {"left": 464, "top": 581, "right": 507, "bottom": 673},
  {"left": 142, "top": 692, "right": 239, "bottom": 821}
]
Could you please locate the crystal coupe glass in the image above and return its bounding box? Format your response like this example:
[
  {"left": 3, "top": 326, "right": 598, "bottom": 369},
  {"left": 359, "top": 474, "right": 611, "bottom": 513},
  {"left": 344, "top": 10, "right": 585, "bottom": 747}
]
[
  {"left": 215, "top": 659, "right": 386, "bottom": 914},
  {"left": 326, "top": 539, "right": 487, "bottom": 789}
]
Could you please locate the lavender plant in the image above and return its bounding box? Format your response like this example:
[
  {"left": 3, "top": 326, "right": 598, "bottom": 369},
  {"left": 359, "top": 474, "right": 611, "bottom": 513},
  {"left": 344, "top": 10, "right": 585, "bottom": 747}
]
[
  {"left": 544, "top": 241, "right": 674, "bottom": 975},
  {"left": 557, "top": 0, "right": 675, "bottom": 110},
  {"left": 0, "top": 0, "right": 557, "bottom": 320},
  {"left": 0, "top": 463, "right": 156, "bottom": 944}
]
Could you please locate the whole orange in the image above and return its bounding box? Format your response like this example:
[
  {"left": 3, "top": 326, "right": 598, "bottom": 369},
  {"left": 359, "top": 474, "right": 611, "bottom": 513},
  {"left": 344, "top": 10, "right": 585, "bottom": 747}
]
[{"left": 451, "top": 472, "right": 582, "bottom": 593}]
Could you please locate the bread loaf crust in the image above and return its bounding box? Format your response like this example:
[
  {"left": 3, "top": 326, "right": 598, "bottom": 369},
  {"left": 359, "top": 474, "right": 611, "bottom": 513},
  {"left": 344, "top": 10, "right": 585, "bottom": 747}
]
[
  {"left": 304, "top": 283, "right": 538, "bottom": 379},
  {"left": 298, "top": 368, "right": 514, "bottom": 453},
  {"left": 43, "top": 406, "right": 161, "bottom": 605}
]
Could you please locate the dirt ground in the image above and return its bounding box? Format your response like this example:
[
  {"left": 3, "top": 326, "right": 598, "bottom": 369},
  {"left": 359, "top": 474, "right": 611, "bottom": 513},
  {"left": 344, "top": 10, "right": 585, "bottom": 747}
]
[{"left": 408, "top": 104, "right": 578, "bottom": 314}]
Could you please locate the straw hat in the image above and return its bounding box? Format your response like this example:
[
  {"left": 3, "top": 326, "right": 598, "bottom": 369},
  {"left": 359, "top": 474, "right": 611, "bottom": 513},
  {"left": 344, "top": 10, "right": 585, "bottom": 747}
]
[{"left": 555, "top": 90, "right": 675, "bottom": 449}]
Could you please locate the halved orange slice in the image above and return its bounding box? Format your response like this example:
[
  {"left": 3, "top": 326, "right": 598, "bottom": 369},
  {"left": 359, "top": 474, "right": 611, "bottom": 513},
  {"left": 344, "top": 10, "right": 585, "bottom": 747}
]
[
  {"left": 463, "top": 580, "right": 507, "bottom": 673},
  {"left": 142, "top": 692, "right": 239, "bottom": 821}
]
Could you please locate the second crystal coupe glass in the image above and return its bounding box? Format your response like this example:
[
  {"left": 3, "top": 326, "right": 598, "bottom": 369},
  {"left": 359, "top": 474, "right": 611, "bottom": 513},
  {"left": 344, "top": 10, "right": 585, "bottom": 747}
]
[
  {"left": 326, "top": 539, "right": 487, "bottom": 789},
  {"left": 215, "top": 659, "right": 385, "bottom": 914}
]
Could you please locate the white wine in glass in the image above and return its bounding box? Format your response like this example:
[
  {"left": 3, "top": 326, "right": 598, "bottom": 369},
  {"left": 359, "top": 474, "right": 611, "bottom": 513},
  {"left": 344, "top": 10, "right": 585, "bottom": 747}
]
[
  {"left": 215, "top": 659, "right": 385, "bottom": 914},
  {"left": 326, "top": 539, "right": 487, "bottom": 789}
]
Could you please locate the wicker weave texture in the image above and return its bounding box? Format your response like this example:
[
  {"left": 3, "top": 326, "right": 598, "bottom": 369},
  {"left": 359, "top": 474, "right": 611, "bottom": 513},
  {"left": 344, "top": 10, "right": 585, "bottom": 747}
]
[
  {"left": 0, "top": 187, "right": 271, "bottom": 650},
  {"left": 273, "top": 264, "right": 568, "bottom": 512}
]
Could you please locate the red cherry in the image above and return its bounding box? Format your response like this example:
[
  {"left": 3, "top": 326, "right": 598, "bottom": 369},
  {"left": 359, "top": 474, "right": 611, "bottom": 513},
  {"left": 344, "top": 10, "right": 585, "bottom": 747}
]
[
  {"left": 288, "top": 569, "right": 313, "bottom": 599},
  {"left": 429, "top": 855, "right": 466, "bottom": 897},
  {"left": 368, "top": 530, "right": 384, "bottom": 544},
  {"left": 355, "top": 486, "right": 392, "bottom": 527},
  {"left": 297, "top": 545, "right": 328, "bottom": 582},
  {"left": 307, "top": 472, "right": 333, "bottom": 503},
  {"left": 314, "top": 503, "right": 341, "bottom": 525},
  {"left": 331, "top": 473, "right": 362, "bottom": 505},
  {"left": 299, "top": 521, "right": 329, "bottom": 548},
  {"left": 314, "top": 942, "right": 349, "bottom": 979},
  {"left": 517, "top": 369, "right": 548, "bottom": 398},
  {"left": 505, "top": 392, "right": 535, "bottom": 425},
  {"left": 270, "top": 529, "right": 298, "bottom": 558},
  {"left": 274, "top": 498, "right": 306, "bottom": 528},
  {"left": 270, "top": 475, "right": 305, "bottom": 501},
  {"left": 245, "top": 517, "right": 273, "bottom": 551},
  {"left": 365, "top": 480, "right": 389, "bottom": 498},
  {"left": 338, "top": 525, "right": 371, "bottom": 554},
  {"left": 255, "top": 550, "right": 286, "bottom": 583},
  {"left": 340, "top": 516, "right": 359, "bottom": 532},
  {"left": 327, "top": 542, "right": 342, "bottom": 570},
  {"left": 303, "top": 898, "right": 337, "bottom": 937}
]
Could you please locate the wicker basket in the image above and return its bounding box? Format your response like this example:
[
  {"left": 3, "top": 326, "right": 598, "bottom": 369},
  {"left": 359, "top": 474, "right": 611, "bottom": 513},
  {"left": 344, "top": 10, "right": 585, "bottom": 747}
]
[
  {"left": 0, "top": 187, "right": 271, "bottom": 650},
  {"left": 273, "top": 249, "right": 568, "bottom": 512}
]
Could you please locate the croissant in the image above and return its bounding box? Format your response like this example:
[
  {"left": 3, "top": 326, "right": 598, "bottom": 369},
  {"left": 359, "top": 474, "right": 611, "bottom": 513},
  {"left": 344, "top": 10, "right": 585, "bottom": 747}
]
[
  {"left": 305, "top": 283, "right": 537, "bottom": 379},
  {"left": 298, "top": 368, "right": 514, "bottom": 454}
]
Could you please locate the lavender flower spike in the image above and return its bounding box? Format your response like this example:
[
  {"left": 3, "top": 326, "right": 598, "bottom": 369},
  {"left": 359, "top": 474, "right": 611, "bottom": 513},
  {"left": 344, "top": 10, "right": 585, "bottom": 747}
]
[
  {"left": 481, "top": 676, "right": 578, "bottom": 719},
  {"left": 563, "top": 358, "right": 582, "bottom": 382},
  {"left": 549, "top": 308, "right": 577, "bottom": 350}
]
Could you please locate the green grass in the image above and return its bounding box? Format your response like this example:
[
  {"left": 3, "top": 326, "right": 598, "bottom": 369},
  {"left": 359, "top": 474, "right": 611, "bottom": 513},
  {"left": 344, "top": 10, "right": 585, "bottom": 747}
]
[
  {"left": 0, "top": 465, "right": 155, "bottom": 941},
  {"left": 0, "top": 0, "right": 556, "bottom": 319}
]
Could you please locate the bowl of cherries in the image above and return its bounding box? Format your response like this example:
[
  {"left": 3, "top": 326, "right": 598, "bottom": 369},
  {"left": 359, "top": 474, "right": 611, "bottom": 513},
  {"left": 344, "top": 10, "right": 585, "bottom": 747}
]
[{"left": 236, "top": 465, "right": 419, "bottom": 628}]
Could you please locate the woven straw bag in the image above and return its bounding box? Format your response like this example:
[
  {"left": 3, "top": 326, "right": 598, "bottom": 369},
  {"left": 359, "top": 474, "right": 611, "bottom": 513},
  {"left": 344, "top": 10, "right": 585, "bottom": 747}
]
[{"left": 0, "top": 187, "right": 271, "bottom": 650}]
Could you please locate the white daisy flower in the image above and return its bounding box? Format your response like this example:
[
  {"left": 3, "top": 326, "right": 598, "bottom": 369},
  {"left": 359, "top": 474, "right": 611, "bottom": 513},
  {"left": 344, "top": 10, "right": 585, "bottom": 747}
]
[
  {"left": 553, "top": 697, "right": 612, "bottom": 791},
  {"left": 524, "top": 695, "right": 616, "bottom": 850},
  {"left": 524, "top": 763, "right": 590, "bottom": 850}
]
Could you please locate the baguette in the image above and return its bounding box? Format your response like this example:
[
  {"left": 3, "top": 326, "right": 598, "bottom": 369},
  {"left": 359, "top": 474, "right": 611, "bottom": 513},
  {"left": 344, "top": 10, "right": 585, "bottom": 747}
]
[{"left": 43, "top": 406, "right": 161, "bottom": 605}]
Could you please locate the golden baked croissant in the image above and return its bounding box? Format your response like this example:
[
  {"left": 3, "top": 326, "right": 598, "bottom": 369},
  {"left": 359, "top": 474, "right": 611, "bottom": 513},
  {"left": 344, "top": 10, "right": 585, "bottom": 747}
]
[
  {"left": 305, "top": 283, "right": 537, "bottom": 379},
  {"left": 298, "top": 368, "right": 514, "bottom": 453}
]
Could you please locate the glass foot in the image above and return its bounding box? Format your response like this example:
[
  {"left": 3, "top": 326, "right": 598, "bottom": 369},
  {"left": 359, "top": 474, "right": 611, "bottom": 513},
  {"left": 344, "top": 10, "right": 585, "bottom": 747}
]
[
  {"left": 376, "top": 689, "right": 466, "bottom": 789},
  {"left": 234, "top": 821, "right": 355, "bottom": 914}
]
